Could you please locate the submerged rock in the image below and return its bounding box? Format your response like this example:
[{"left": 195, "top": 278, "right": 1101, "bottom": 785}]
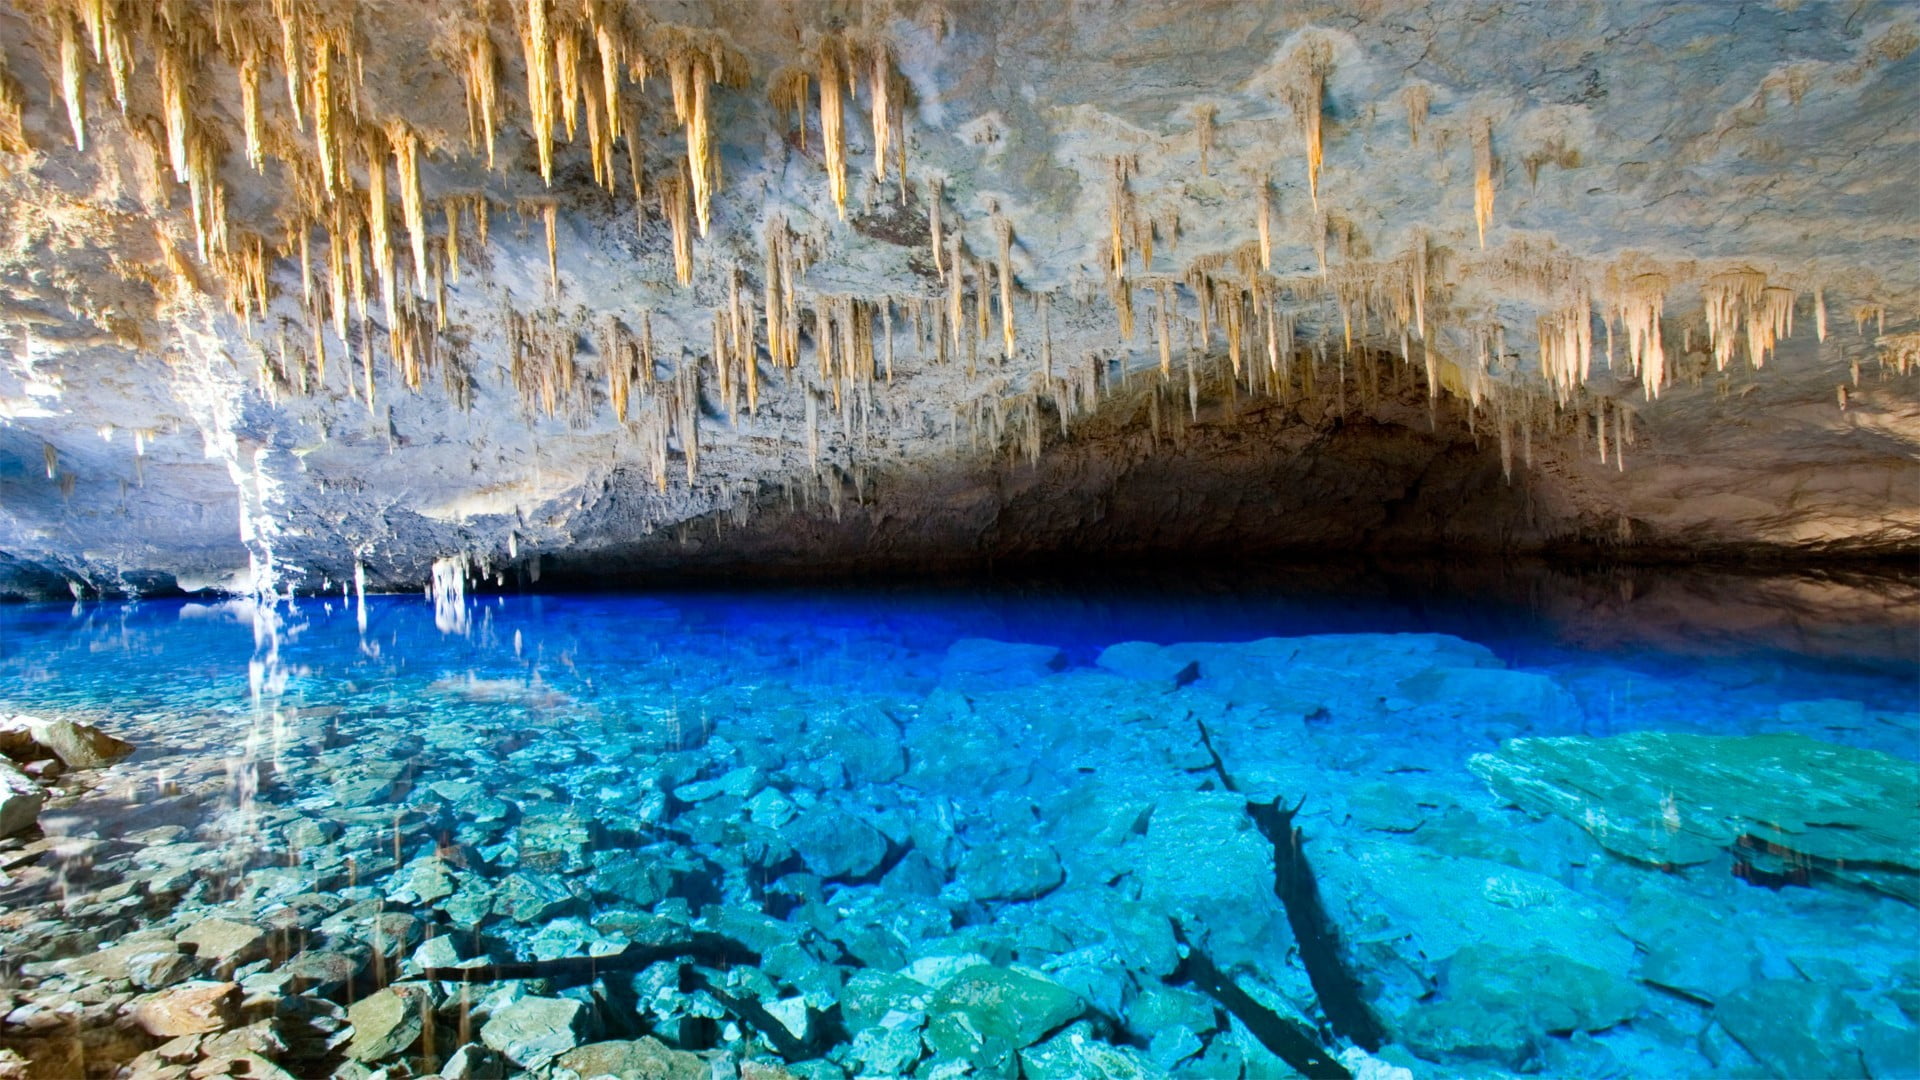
[
  {"left": 554, "top": 1037, "right": 706, "bottom": 1080},
  {"left": 344, "top": 984, "right": 430, "bottom": 1062},
  {"left": 0, "top": 758, "right": 42, "bottom": 838},
  {"left": 1471, "top": 732, "right": 1920, "bottom": 900},
  {"left": 926, "top": 965, "right": 1084, "bottom": 1057},
  {"left": 130, "top": 980, "right": 239, "bottom": 1037},
  {"left": 784, "top": 806, "right": 890, "bottom": 881},
  {"left": 938, "top": 639, "right": 1067, "bottom": 690},
  {"left": 480, "top": 995, "right": 588, "bottom": 1068},
  {"left": 1398, "top": 944, "right": 1641, "bottom": 1069},
  {"left": 0, "top": 714, "right": 135, "bottom": 770}
]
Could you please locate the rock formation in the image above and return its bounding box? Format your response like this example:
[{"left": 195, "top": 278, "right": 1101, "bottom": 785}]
[{"left": 0, "top": 0, "right": 1914, "bottom": 597}]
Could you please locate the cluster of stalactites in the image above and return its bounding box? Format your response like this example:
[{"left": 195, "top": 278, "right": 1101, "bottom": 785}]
[
  {"left": 1606, "top": 268, "right": 1668, "bottom": 399},
  {"left": 771, "top": 27, "right": 907, "bottom": 221},
  {"left": 1702, "top": 269, "right": 1794, "bottom": 371}
]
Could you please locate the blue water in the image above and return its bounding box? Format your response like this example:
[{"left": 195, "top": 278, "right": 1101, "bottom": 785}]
[{"left": 1, "top": 573, "right": 1916, "bottom": 1078}]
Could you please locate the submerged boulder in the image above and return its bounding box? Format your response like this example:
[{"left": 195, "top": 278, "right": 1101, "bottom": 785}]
[
  {"left": 0, "top": 758, "right": 42, "bottom": 838},
  {"left": 1470, "top": 732, "right": 1920, "bottom": 900},
  {"left": 0, "top": 713, "right": 134, "bottom": 770}
]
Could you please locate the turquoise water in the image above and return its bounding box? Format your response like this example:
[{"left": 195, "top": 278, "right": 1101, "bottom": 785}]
[{"left": 1, "top": 572, "right": 1916, "bottom": 1078}]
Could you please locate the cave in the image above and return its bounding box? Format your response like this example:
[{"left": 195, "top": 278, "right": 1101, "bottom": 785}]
[{"left": 0, "top": 1, "right": 1915, "bottom": 1078}]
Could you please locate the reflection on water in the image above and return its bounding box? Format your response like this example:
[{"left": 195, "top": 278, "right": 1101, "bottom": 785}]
[{"left": 0, "top": 564, "right": 1915, "bottom": 1079}]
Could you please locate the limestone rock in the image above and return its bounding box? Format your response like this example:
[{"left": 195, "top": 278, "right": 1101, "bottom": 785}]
[
  {"left": 0, "top": 759, "right": 43, "bottom": 839},
  {"left": 344, "top": 984, "right": 431, "bottom": 1062},
  {"left": 784, "top": 806, "right": 890, "bottom": 881},
  {"left": 957, "top": 840, "right": 1065, "bottom": 902},
  {"left": 1, "top": 714, "right": 134, "bottom": 770},
  {"left": 928, "top": 965, "right": 1084, "bottom": 1053},
  {"left": 130, "top": 981, "right": 239, "bottom": 1037},
  {"left": 174, "top": 919, "right": 268, "bottom": 976},
  {"left": 1471, "top": 732, "right": 1920, "bottom": 900},
  {"left": 938, "top": 639, "right": 1067, "bottom": 690},
  {"left": 479, "top": 996, "right": 588, "bottom": 1069},
  {"left": 553, "top": 1038, "right": 706, "bottom": 1080}
]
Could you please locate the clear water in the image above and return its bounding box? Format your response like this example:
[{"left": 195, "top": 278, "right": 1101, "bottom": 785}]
[{"left": 1, "top": 570, "right": 1916, "bottom": 1079}]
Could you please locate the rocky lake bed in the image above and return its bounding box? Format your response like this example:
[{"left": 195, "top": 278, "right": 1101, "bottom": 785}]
[{"left": 0, "top": 594, "right": 1916, "bottom": 1079}]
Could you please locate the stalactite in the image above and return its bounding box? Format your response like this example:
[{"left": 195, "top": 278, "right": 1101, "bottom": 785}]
[
  {"left": 519, "top": 0, "right": 558, "bottom": 182},
  {"left": 995, "top": 209, "right": 1016, "bottom": 359},
  {"left": 462, "top": 25, "right": 499, "bottom": 168},
  {"left": 870, "top": 41, "right": 892, "bottom": 181},
  {"left": 1195, "top": 103, "right": 1215, "bottom": 175},
  {"left": 391, "top": 123, "right": 429, "bottom": 288},
  {"left": 0, "top": 51, "right": 27, "bottom": 154},
  {"left": 668, "top": 45, "right": 722, "bottom": 236},
  {"left": 541, "top": 201, "right": 559, "bottom": 294},
  {"left": 662, "top": 167, "right": 693, "bottom": 286},
  {"left": 1281, "top": 35, "right": 1334, "bottom": 209},
  {"left": 272, "top": 0, "right": 302, "bottom": 130},
  {"left": 1815, "top": 285, "right": 1827, "bottom": 342},
  {"left": 366, "top": 134, "right": 398, "bottom": 328},
  {"left": 928, "top": 176, "right": 945, "bottom": 283},
  {"left": 1611, "top": 270, "right": 1668, "bottom": 398},
  {"left": 1403, "top": 83, "right": 1432, "bottom": 146},
  {"left": 1256, "top": 178, "right": 1272, "bottom": 271},
  {"left": 57, "top": 10, "right": 87, "bottom": 152},
  {"left": 444, "top": 200, "right": 462, "bottom": 285},
  {"left": 1703, "top": 268, "right": 1767, "bottom": 371},
  {"left": 1473, "top": 117, "right": 1495, "bottom": 249},
  {"left": 818, "top": 43, "right": 847, "bottom": 218}
]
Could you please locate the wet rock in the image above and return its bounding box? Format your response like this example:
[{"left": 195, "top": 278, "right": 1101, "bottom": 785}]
[
  {"left": 785, "top": 806, "right": 889, "bottom": 881},
  {"left": 495, "top": 872, "right": 576, "bottom": 923},
  {"left": 479, "top": 995, "right": 588, "bottom": 1069},
  {"left": 673, "top": 765, "right": 763, "bottom": 803},
  {"left": 1, "top": 714, "right": 135, "bottom": 770},
  {"left": 1397, "top": 944, "right": 1641, "bottom": 1068},
  {"left": 344, "top": 984, "right": 431, "bottom": 1062},
  {"left": 1713, "top": 979, "right": 1899, "bottom": 1080},
  {"left": 1471, "top": 732, "right": 1920, "bottom": 901},
  {"left": 1020, "top": 1024, "right": 1160, "bottom": 1079},
  {"left": 0, "top": 759, "right": 43, "bottom": 839},
  {"left": 437, "top": 1042, "right": 507, "bottom": 1080},
  {"left": 957, "top": 840, "right": 1064, "bottom": 902},
  {"left": 174, "top": 919, "right": 268, "bottom": 976},
  {"left": 130, "top": 981, "right": 239, "bottom": 1037},
  {"left": 279, "top": 950, "right": 366, "bottom": 996},
  {"left": 588, "top": 851, "right": 675, "bottom": 908},
  {"left": 1094, "top": 641, "right": 1201, "bottom": 687},
  {"left": 283, "top": 818, "right": 342, "bottom": 849},
  {"left": 841, "top": 970, "right": 934, "bottom": 1032},
  {"left": 926, "top": 965, "right": 1084, "bottom": 1056},
  {"left": 513, "top": 811, "right": 593, "bottom": 873},
  {"left": 128, "top": 949, "right": 199, "bottom": 990},
  {"left": 938, "top": 639, "right": 1067, "bottom": 691},
  {"left": 846, "top": 1013, "right": 926, "bottom": 1075},
  {"left": 1396, "top": 667, "right": 1581, "bottom": 727},
  {"left": 553, "top": 1037, "right": 705, "bottom": 1080},
  {"left": 388, "top": 859, "right": 457, "bottom": 905}
]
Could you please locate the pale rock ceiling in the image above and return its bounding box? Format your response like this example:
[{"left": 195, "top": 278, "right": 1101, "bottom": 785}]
[{"left": 0, "top": 0, "right": 1914, "bottom": 597}]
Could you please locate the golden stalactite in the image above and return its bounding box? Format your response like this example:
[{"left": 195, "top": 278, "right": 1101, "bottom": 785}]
[
  {"left": 1281, "top": 34, "right": 1334, "bottom": 210},
  {"left": 56, "top": 8, "right": 86, "bottom": 151},
  {"left": 818, "top": 43, "right": 847, "bottom": 218},
  {"left": 1473, "top": 116, "right": 1495, "bottom": 250},
  {"left": 869, "top": 40, "right": 892, "bottom": 182},
  {"left": 0, "top": 49, "right": 28, "bottom": 153},
  {"left": 520, "top": 0, "right": 555, "bottom": 184},
  {"left": 460, "top": 23, "right": 499, "bottom": 168},
  {"left": 390, "top": 122, "right": 428, "bottom": 288},
  {"left": 994, "top": 207, "right": 1015, "bottom": 359},
  {"left": 660, "top": 164, "right": 693, "bottom": 286},
  {"left": 364, "top": 131, "right": 397, "bottom": 329}
]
